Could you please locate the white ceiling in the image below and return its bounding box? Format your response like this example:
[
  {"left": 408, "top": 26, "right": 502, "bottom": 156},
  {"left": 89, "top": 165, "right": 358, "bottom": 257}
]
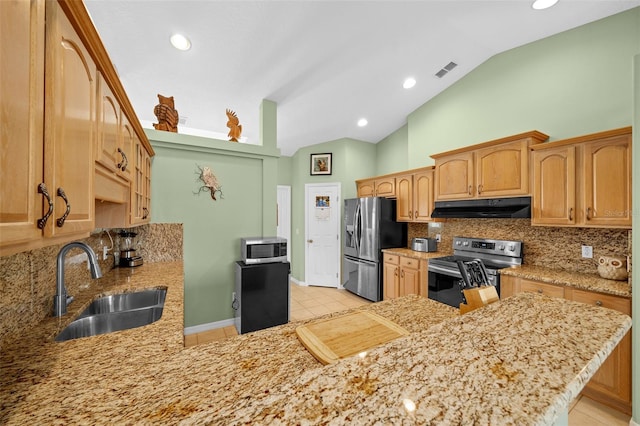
[{"left": 85, "top": 1, "right": 639, "bottom": 157}]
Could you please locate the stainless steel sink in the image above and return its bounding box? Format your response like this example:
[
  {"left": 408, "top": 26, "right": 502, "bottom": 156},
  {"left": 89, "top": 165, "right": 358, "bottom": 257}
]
[
  {"left": 76, "top": 288, "right": 167, "bottom": 319},
  {"left": 55, "top": 288, "right": 167, "bottom": 342}
]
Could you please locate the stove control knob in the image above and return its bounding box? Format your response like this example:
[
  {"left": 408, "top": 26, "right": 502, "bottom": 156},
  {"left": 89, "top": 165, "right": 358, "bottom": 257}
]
[
  {"left": 463, "top": 241, "right": 469, "bottom": 246},
  {"left": 508, "top": 244, "right": 515, "bottom": 251},
  {"left": 455, "top": 241, "right": 462, "bottom": 246},
  {"left": 499, "top": 244, "right": 505, "bottom": 250}
]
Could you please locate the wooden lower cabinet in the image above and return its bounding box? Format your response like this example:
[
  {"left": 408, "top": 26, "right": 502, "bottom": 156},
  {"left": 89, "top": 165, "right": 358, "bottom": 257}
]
[
  {"left": 500, "top": 275, "right": 631, "bottom": 414},
  {"left": 383, "top": 253, "right": 427, "bottom": 300}
]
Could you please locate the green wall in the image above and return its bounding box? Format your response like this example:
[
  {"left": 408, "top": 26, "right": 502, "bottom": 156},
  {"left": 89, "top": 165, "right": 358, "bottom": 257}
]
[
  {"left": 277, "top": 156, "right": 292, "bottom": 185},
  {"left": 406, "top": 7, "right": 639, "bottom": 168},
  {"left": 288, "top": 138, "right": 377, "bottom": 282},
  {"left": 375, "top": 124, "right": 409, "bottom": 175},
  {"left": 148, "top": 129, "right": 279, "bottom": 327}
]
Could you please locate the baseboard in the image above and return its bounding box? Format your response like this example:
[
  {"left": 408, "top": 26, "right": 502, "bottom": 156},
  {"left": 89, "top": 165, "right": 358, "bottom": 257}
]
[
  {"left": 184, "top": 318, "right": 235, "bottom": 335},
  {"left": 630, "top": 418, "right": 639, "bottom": 426},
  {"left": 290, "top": 276, "right": 306, "bottom": 286}
]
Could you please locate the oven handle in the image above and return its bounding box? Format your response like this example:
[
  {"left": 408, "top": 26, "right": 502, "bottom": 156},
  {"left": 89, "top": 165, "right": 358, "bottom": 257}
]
[{"left": 428, "top": 264, "right": 463, "bottom": 278}]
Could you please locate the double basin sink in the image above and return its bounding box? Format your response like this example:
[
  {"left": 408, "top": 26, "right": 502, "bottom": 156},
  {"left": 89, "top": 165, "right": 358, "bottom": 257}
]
[{"left": 55, "top": 287, "right": 167, "bottom": 342}]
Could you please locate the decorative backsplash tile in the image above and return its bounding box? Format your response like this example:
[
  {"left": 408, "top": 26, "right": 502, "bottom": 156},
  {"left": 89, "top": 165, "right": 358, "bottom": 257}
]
[
  {"left": 409, "top": 219, "right": 630, "bottom": 275},
  {"left": 0, "top": 223, "right": 183, "bottom": 347}
]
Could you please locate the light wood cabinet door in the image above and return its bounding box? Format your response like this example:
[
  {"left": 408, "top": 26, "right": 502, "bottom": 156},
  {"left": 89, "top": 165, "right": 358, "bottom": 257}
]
[
  {"left": 0, "top": 0, "right": 45, "bottom": 251},
  {"left": 566, "top": 288, "right": 631, "bottom": 414},
  {"left": 499, "top": 275, "right": 517, "bottom": 298},
  {"left": 131, "top": 136, "right": 152, "bottom": 225},
  {"left": 96, "top": 72, "right": 121, "bottom": 176},
  {"left": 375, "top": 177, "right": 396, "bottom": 198},
  {"left": 434, "top": 151, "right": 474, "bottom": 200},
  {"left": 399, "top": 257, "right": 420, "bottom": 296},
  {"left": 532, "top": 146, "right": 576, "bottom": 226},
  {"left": 582, "top": 134, "right": 631, "bottom": 227},
  {"left": 383, "top": 254, "right": 399, "bottom": 300},
  {"left": 396, "top": 174, "right": 413, "bottom": 221},
  {"left": 475, "top": 139, "right": 529, "bottom": 197},
  {"left": 119, "top": 114, "right": 134, "bottom": 183},
  {"left": 44, "top": 1, "right": 95, "bottom": 238},
  {"left": 356, "top": 179, "right": 375, "bottom": 198},
  {"left": 413, "top": 169, "right": 434, "bottom": 222}
]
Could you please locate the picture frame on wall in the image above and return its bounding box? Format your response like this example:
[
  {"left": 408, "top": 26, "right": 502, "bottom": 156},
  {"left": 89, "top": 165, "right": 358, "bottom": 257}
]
[{"left": 310, "top": 153, "right": 332, "bottom": 175}]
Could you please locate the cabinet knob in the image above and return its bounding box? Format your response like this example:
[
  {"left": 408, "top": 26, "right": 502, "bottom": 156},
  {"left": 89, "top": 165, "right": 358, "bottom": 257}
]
[
  {"left": 37, "top": 183, "right": 54, "bottom": 229},
  {"left": 595, "top": 300, "right": 603, "bottom": 307}
]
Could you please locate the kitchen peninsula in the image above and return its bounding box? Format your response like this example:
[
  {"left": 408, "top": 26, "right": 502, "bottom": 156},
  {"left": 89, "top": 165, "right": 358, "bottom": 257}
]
[{"left": 0, "top": 262, "right": 630, "bottom": 425}]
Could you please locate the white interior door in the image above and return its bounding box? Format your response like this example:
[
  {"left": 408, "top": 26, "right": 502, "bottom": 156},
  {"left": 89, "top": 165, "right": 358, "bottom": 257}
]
[
  {"left": 276, "top": 185, "right": 291, "bottom": 262},
  {"left": 305, "top": 183, "right": 341, "bottom": 288}
]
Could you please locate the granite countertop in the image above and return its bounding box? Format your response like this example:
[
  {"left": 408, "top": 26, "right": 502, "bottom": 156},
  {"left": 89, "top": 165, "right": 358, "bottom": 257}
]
[
  {"left": 0, "top": 261, "right": 631, "bottom": 425},
  {"left": 501, "top": 265, "right": 632, "bottom": 298},
  {"left": 382, "top": 247, "right": 448, "bottom": 260}
]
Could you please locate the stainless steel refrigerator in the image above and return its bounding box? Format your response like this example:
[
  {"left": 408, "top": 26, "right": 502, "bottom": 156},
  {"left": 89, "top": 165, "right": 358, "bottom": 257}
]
[{"left": 343, "top": 197, "right": 406, "bottom": 302}]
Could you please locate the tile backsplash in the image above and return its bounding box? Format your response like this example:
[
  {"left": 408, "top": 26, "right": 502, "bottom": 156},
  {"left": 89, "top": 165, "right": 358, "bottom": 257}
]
[
  {"left": 0, "top": 223, "right": 183, "bottom": 347},
  {"left": 409, "top": 219, "right": 630, "bottom": 275}
]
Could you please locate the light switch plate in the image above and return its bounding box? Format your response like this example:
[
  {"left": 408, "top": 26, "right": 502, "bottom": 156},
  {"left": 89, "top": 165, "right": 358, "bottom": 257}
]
[{"left": 581, "top": 245, "right": 593, "bottom": 258}]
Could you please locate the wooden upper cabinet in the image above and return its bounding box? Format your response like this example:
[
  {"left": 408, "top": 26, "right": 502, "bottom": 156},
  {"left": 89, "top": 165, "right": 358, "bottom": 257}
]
[
  {"left": 395, "top": 174, "right": 413, "bottom": 221},
  {"left": 432, "top": 131, "right": 549, "bottom": 201},
  {"left": 0, "top": 0, "right": 46, "bottom": 251},
  {"left": 582, "top": 133, "right": 631, "bottom": 227},
  {"left": 119, "top": 114, "right": 135, "bottom": 183},
  {"left": 395, "top": 167, "right": 436, "bottom": 222},
  {"left": 44, "top": 0, "right": 96, "bottom": 238},
  {"left": 434, "top": 151, "right": 475, "bottom": 200},
  {"left": 356, "top": 177, "right": 395, "bottom": 198},
  {"left": 531, "top": 127, "right": 631, "bottom": 228},
  {"left": 96, "top": 73, "right": 121, "bottom": 175},
  {"left": 131, "top": 135, "right": 152, "bottom": 225},
  {"left": 532, "top": 145, "right": 576, "bottom": 226},
  {"left": 475, "top": 139, "right": 530, "bottom": 197}
]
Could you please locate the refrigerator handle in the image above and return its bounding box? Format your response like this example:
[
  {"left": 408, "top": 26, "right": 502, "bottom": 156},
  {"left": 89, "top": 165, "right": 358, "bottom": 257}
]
[{"left": 354, "top": 203, "right": 361, "bottom": 253}]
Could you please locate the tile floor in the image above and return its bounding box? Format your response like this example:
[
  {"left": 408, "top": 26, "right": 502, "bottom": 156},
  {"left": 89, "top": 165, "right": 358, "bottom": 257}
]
[{"left": 184, "top": 283, "right": 631, "bottom": 425}]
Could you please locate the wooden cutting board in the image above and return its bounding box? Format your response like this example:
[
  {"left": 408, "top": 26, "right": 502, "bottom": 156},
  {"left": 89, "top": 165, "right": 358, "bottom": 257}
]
[{"left": 295, "top": 310, "right": 409, "bottom": 365}]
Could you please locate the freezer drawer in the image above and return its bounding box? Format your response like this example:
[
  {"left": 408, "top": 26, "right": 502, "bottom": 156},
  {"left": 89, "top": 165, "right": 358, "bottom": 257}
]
[{"left": 343, "top": 256, "right": 380, "bottom": 302}]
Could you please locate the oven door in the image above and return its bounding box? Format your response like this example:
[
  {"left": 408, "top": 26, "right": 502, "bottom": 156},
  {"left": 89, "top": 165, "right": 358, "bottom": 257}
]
[
  {"left": 427, "top": 264, "right": 464, "bottom": 308},
  {"left": 428, "top": 263, "right": 500, "bottom": 309}
]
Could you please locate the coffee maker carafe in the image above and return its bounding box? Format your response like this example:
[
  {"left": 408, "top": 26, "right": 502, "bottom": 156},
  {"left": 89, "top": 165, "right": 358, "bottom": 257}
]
[{"left": 119, "top": 231, "right": 143, "bottom": 267}]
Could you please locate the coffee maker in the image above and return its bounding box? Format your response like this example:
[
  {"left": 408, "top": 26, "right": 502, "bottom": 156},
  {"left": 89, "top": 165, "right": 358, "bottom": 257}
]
[{"left": 118, "top": 231, "right": 143, "bottom": 267}]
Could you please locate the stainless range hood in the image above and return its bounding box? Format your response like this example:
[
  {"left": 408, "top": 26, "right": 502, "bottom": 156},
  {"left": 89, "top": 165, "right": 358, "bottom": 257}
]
[{"left": 430, "top": 196, "right": 531, "bottom": 219}]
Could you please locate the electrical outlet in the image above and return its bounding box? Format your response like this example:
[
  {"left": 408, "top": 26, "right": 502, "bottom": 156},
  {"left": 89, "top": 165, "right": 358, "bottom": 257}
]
[
  {"left": 581, "top": 245, "right": 593, "bottom": 258},
  {"left": 103, "top": 246, "right": 109, "bottom": 260},
  {"left": 435, "top": 234, "right": 441, "bottom": 242}
]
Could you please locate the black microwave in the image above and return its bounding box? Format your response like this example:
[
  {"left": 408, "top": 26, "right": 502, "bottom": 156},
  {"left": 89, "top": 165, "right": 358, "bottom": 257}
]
[{"left": 240, "top": 237, "right": 287, "bottom": 264}]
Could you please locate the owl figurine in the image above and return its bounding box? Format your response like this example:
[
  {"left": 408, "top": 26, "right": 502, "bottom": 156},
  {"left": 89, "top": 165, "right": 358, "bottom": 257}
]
[
  {"left": 153, "top": 94, "right": 179, "bottom": 133},
  {"left": 597, "top": 255, "right": 628, "bottom": 281}
]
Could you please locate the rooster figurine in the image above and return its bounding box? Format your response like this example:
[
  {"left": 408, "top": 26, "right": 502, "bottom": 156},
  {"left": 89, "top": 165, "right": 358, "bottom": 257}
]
[{"left": 226, "top": 109, "right": 242, "bottom": 142}]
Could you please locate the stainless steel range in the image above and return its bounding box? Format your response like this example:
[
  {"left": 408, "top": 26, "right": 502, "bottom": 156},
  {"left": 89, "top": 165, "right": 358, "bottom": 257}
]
[{"left": 427, "top": 236, "right": 523, "bottom": 308}]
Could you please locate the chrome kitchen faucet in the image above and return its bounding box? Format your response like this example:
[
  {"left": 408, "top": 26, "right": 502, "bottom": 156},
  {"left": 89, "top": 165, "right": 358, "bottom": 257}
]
[{"left": 54, "top": 242, "right": 103, "bottom": 317}]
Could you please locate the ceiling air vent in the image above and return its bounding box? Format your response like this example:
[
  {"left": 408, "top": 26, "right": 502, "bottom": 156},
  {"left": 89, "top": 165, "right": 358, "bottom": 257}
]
[
  {"left": 435, "top": 61, "right": 458, "bottom": 78},
  {"left": 179, "top": 116, "right": 188, "bottom": 125}
]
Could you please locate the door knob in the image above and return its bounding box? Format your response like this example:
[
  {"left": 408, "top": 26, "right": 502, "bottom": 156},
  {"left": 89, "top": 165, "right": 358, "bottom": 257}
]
[{"left": 307, "top": 239, "right": 313, "bottom": 243}]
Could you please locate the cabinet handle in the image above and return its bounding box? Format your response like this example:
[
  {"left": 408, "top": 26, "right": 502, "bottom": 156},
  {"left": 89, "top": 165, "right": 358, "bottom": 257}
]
[
  {"left": 595, "top": 300, "right": 603, "bottom": 307},
  {"left": 568, "top": 207, "right": 573, "bottom": 221},
  {"left": 478, "top": 184, "right": 483, "bottom": 195},
  {"left": 537, "top": 289, "right": 543, "bottom": 294},
  {"left": 415, "top": 210, "right": 418, "bottom": 219},
  {"left": 37, "top": 183, "right": 54, "bottom": 229},
  {"left": 394, "top": 268, "right": 398, "bottom": 276},
  {"left": 468, "top": 185, "right": 472, "bottom": 195},
  {"left": 586, "top": 207, "right": 592, "bottom": 220},
  {"left": 142, "top": 207, "right": 149, "bottom": 220},
  {"left": 409, "top": 210, "right": 413, "bottom": 219},
  {"left": 56, "top": 188, "right": 71, "bottom": 227},
  {"left": 401, "top": 270, "right": 404, "bottom": 278},
  {"left": 117, "top": 148, "right": 128, "bottom": 172}
]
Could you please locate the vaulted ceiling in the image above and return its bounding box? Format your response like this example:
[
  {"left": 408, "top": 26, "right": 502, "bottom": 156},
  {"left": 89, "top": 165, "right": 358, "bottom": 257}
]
[{"left": 85, "top": 1, "right": 640, "bottom": 156}]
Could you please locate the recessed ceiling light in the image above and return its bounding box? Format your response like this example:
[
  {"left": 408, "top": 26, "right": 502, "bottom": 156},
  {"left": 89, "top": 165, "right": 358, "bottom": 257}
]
[
  {"left": 532, "top": 0, "right": 558, "bottom": 10},
  {"left": 357, "top": 118, "right": 368, "bottom": 127},
  {"left": 170, "top": 33, "right": 191, "bottom": 51},
  {"left": 403, "top": 77, "right": 416, "bottom": 89}
]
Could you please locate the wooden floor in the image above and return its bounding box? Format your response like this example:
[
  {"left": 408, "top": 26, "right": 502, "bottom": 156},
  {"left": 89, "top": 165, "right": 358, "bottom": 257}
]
[{"left": 185, "top": 283, "right": 631, "bottom": 425}]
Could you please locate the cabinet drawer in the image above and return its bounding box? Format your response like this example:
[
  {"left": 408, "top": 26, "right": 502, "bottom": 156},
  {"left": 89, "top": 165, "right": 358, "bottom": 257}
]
[
  {"left": 400, "top": 256, "right": 419, "bottom": 269},
  {"left": 384, "top": 254, "right": 399, "bottom": 265},
  {"left": 519, "top": 279, "right": 565, "bottom": 298},
  {"left": 568, "top": 289, "right": 631, "bottom": 315}
]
